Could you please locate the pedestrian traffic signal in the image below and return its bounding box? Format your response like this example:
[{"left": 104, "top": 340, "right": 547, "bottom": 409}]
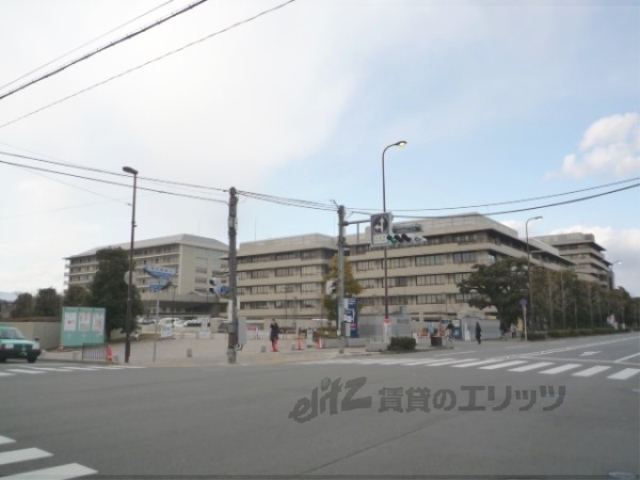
[
  {"left": 325, "top": 280, "right": 337, "bottom": 295},
  {"left": 208, "top": 278, "right": 218, "bottom": 295}
]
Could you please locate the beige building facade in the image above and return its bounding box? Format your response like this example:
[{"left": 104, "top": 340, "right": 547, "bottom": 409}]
[
  {"left": 65, "top": 234, "right": 228, "bottom": 317},
  {"left": 236, "top": 214, "right": 577, "bottom": 323}
]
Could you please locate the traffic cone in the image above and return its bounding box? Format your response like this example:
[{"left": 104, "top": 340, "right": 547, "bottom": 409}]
[{"left": 106, "top": 345, "right": 113, "bottom": 363}]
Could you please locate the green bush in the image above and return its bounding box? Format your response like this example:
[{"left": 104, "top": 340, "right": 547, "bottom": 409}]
[{"left": 389, "top": 336, "right": 417, "bottom": 351}]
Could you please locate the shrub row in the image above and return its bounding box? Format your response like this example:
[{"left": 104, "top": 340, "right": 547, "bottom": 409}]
[{"left": 389, "top": 336, "right": 417, "bottom": 351}]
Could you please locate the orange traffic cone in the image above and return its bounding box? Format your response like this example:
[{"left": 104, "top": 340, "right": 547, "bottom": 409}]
[{"left": 106, "top": 345, "right": 113, "bottom": 363}]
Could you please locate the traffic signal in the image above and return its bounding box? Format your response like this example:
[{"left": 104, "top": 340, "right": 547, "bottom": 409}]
[{"left": 386, "top": 232, "right": 426, "bottom": 245}]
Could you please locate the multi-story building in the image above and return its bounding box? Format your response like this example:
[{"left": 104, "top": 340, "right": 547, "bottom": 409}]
[
  {"left": 236, "top": 213, "right": 576, "bottom": 323},
  {"left": 236, "top": 234, "right": 336, "bottom": 321},
  {"left": 533, "top": 233, "right": 613, "bottom": 288},
  {"left": 65, "top": 234, "right": 228, "bottom": 317}
]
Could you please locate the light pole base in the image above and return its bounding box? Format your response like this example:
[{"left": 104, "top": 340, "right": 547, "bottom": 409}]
[{"left": 227, "top": 348, "right": 236, "bottom": 364}]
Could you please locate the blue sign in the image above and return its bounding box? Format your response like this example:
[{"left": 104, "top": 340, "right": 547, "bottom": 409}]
[
  {"left": 144, "top": 265, "right": 176, "bottom": 279},
  {"left": 344, "top": 298, "right": 358, "bottom": 337}
]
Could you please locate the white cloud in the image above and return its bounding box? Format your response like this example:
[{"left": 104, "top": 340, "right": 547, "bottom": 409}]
[{"left": 547, "top": 112, "right": 640, "bottom": 179}]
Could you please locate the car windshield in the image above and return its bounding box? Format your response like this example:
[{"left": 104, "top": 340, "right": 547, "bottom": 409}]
[{"left": 0, "top": 327, "right": 27, "bottom": 340}]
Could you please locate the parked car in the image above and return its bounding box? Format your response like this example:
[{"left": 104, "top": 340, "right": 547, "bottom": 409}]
[{"left": 0, "top": 324, "right": 42, "bottom": 363}]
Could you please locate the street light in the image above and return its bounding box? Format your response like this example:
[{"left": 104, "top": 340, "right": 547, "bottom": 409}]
[
  {"left": 123, "top": 166, "right": 138, "bottom": 364},
  {"left": 525, "top": 216, "right": 543, "bottom": 338},
  {"left": 382, "top": 140, "right": 407, "bottom": 321}
]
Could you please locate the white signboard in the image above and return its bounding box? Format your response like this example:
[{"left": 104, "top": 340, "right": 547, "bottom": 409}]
[{"left": 161, "top": 326, "right": 173, "bottom": 338}]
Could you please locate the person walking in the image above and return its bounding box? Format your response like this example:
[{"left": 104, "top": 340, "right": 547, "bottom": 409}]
[
  {"left": 269, "top": 318, "right": 280, "bottom": 352},
  {"left": 475, "top": 322, "right": 482, "bottom": 345},
  {"left": 510, "top": 323, "right": 517, "bottom": 339}
]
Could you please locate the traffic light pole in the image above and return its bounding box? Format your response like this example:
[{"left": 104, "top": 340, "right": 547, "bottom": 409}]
[
  {"left": 337, "top": 205, "right": 346, "bottom": 354},
  {"left": 227, "top": 187, "right": 238, "bottom": 364}
]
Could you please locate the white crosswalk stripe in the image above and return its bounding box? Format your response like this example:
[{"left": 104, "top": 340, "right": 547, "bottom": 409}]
[
  {"left": 572, "top": 366, "right": 611, "bottom": 377},
  {"left": 1, "top": 463, "right": 97, "bottom": 480},
  {"left": 508, "top": 362, "right": 554, "bottom": 372},
  {"left": 480, "top": 360, "right": 528, "bottom": 370},
  {"left": 536, "top": 364, "right": 583, "bottom": 374},
  {"left": 0, "top": 435, "right": 98, "bottom": 479},
  {"left": 298, "top": 356, "right": 639, "bottom": 382},
  {"left": 5, "top": 369, "right": 44, "bottom": 375},
  {"left": 607, "top": 368, "right": 640, "bottom": 380},
  {"left": 0, "top": 448, "right": 52, "bottom": 466},
  {"left": 0, "top": 365, "right": 146, "bottom": 379}
]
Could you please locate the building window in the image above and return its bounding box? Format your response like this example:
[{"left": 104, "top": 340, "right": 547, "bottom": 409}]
[
  {"left": 416, "top": 294, "right": 446, "bottom": 304},
  {"left": 195, "top": 277, "right": 207, "bottom": 284},
  {"left": 301, "top": 250, "right": 319, "bottom": 260},
  {"left": 416, "top": 275, "right": 446, "bottom": 286},
  {"left": 416, "top": 255, "right": 445, "bottom": 266},
  {"left": 195, "top": 267, "right": 208, "bottom": 274},
  {"left": 276, "top": 267, "right": 299, "bottom": 277},
  {"left": 301, "top": 283, "right": 319, "bottom": 293},
  {"left": 388, "top": 258, "right": 413, "bottom": 269},
  {"left": 253, "top": 286, "right": 270, "bottom": 294},
  {"left": 301, "top": 266, "right": 320, "bottom": 276},
  {"left": 452, "top": 252, "right": 477, "bottom": 264}
]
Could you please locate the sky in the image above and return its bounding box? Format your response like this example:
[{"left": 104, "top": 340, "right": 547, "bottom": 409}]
[{"left": 0, "top": 0, "right": 638, "bottom": 297}]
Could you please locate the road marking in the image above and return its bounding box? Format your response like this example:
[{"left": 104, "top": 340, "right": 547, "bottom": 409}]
[
  {"left": 539, "top": 364, "right": 582, "bottom": 374},
  {"left": 402, "top": 359, "right": 444, "bottom": 366},
  {"left": 433, "top": 350, "right": 477, "bottom": 356},
  {"left": 580, "top": 351, "right": 601, "bottom": 356},
  {"left": 0, "top": 435, "right": 15, "bottom": 445},
  {"left": 607, "top": 368, "right": 640, "bottom": 380},
  {"left": 2, "top": 463, "right": 98, "bottom": 480},
  {"left": 0, "top": 372, "right": 16, "bottom": 377},
  {"left": 572, "top": 366, "right": 611, "bottom": 377},
  {"left": 22, "top": 367, "right": 72, "bottom": 372},
  {"left": 85, "top": 366, "right": 128, "bottom": 370},
  {"left": 57, "top": 367, "right": 102, "bottom": 371},
  {"left": 453, "top": 359, "right": 507, "bottom": 368},
  {"left": 374, "top": 359, "right": 418, "bottom": 365},
  {"left": 614, "top": 352, "right": 640, "bottom": 363},
  {"left": 423, "top": 358, "right": 481, "bottom": 366},
  {"left": 0, "top": 448, "right": 52, "bottom": 466},
  {"left": 5, "top": 369, "right": 44, "bottom": 375},
  {"left": 509, "top": 362, "right": 554, "bottom": 372},
  {"left": 480, "top": 360, "right": 529, "bottom": 370}
]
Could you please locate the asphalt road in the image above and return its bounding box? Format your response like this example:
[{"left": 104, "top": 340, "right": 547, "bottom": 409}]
[{"left": 1, "top": 334, "right": 639, "bottom": 479}]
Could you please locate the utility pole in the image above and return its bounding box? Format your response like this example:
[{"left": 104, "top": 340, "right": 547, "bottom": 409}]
[
  {"left": 337, "top": 205, "right": 346, "bottom": 354},
  {"left": 227, "top": 187, "right": 238, "bottom": 364}
]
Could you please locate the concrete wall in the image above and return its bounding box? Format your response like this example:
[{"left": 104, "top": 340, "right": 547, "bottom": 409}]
[{"left": 4, "top": 321, "right": 61, "bottom": 350}]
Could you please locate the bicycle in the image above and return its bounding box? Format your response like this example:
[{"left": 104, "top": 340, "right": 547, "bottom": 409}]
[{"left": 444, "top": 331, "right": 453, "bottom": 348}]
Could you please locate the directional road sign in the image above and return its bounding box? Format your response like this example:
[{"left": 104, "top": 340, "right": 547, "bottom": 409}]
[
  {"left": 143, "top": 265, "right": 177, "bottom": 279},
  {"left": 370, "top": 213, "right": 392, "bottom": 247}
]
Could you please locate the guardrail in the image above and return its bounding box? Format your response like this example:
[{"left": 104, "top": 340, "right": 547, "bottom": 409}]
[{"left": 81, "top": 343, "right": 107, "bottom": 361}]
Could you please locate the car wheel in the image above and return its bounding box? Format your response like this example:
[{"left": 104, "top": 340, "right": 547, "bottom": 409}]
[{"left": 27, "top": 356, "right": 37, "bottom": 364}]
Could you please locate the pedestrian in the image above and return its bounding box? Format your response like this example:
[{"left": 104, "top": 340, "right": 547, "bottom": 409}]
[
  {"left": 475, "top": 322, "right": 482, "bottom": 344},
  {"left": 510, "top": 323, "right": 517, "bottom": 339},
  {"left": 269, "top": 318, "right": 280, "bottom": 352}
]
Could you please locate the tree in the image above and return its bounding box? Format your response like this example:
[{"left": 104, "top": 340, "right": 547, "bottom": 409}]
[
  {"left": 63, "top": 285, "right": 92, "bottom": 307},
  {"left": 90, "top": 248, "right": 144, "bottom": 340},
  {"left": 33, "top": 288, "right": 62, "bottom": 317},
  {"left": 11, "top": 293, "right": 34, "bottom": 318},
  {"left": 322, "top": 254, "right": 362, "bottom": 328},
  {"left": 457, "top": 257, "right": 529, "bottom": 327}
]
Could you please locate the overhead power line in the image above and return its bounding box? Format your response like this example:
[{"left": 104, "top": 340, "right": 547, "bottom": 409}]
[
  {"left": 0, "top": 0, "right": 176, "bottom": 92},
  {"left": 0, "top": 0, "right": 208, "bottom": 102},
  {"left": 0, "top": 0, "right": 299, "bottom": 130},
  {"left": 390, "top": 183, "right": 640, "bottom": 219},
  {"left": 0, "top": 159, "right": 228, "bottom": 204}
]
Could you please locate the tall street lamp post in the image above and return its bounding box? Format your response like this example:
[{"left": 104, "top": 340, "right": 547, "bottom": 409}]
[
  {"left": 123, "top": 166, "right": 138, "bottom": 364},
  {"left": 382, "top": 140, "right": 407, "bottom": 321},
  {"left": 525, "top": 216, "right": 543, "bottom": 335}
]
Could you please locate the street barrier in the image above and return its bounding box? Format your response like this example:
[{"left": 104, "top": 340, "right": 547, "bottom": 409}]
[{"left": 82, "top": 343, "right": 107, "bottom": 361}]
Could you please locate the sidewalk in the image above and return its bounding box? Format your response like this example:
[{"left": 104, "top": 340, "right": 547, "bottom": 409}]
[{"left": 39, "top": 333, "right": 452, "bottom": 367}]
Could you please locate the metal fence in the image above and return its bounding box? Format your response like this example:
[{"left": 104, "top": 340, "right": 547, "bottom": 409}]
[{"left": 81, "top": 343, "right": 107, "bottom": 361}]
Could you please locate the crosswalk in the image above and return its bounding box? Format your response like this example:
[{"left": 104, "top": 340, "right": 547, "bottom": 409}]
[
  {"left": 304, "top": 356, "right": 640, "bottom": 382},
  {"left": 0, "top": 365, "right": 145, "bottom": 379},
  {"left": 0, "top": 434, "right": 96, "bottom": 479}
]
